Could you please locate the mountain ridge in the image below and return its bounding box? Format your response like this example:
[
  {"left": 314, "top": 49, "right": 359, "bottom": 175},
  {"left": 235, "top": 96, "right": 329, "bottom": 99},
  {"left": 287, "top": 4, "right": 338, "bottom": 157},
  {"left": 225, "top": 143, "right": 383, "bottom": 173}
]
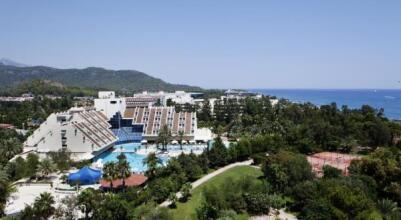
[
  {"left": 0, "top": 62, "right": 203, "bottom": 92},
  {"left": 0, "top": 58, "right": 28, "bottom": 67}
]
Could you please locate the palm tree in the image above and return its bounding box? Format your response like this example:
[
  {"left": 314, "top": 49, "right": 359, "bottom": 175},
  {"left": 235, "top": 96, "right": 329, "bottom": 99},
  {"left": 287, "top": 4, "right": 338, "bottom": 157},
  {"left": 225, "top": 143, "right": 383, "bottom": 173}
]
[
  {"left": 168, "top": 192, "right": 178, "bottom": 208},
  {"left": 180, "top": 183, "right": 192, "bottom": 202},
  {"left": 0, "top": 138, "right": 22, "bottom": 161},
  {"left": 377, "top": 199, "right": 400, "bottom": 220},
  {"left": 143, "top": 152, "right": 162, "bottom": 179},
  {"left": 0, "top": 169, "right": 16, "bottom": 217},
  {"left": 37, "top": 158, "right": 56, "bottom": 179},
  {"left": 117, "top": 153, "right": 131, "bottom": 189},
  {"left": 157, "top": 125, "right": 172, "bottom": 151},
  {"left": 33, "top": 192, "right": 55, "bottom": 219},
  {"left": 178, "top": 130, "right": 185, "bottom": 151},
  {"left": 103, "top": 162, "right": 118, "bottom": 189}
]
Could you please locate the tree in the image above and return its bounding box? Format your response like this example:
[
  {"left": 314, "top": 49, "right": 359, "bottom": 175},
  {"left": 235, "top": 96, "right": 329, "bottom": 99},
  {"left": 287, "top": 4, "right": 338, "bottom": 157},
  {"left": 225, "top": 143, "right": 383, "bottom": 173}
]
[
  {"left": 180, "top": 183, "right": 192, "bottom": 202},
  {"left": 377, "top": 199, "right": 400, "bottom": 220},
  {"left": 155, "top": 99, "right": 162, "bottom": 106},
  {"left": 24, "top": 192, "right": 55, "bottom": 220},
  {"left": 158, "top": 125, "right": 172, "bottom": 151},
  {"left": 49, "top": 148, "right": 71, "bottom": 172},
  {"left": 323, "top": 165, "right": 342, "bottom": 179},
  {"left": 0, "top": 169, "right": 16, "bottom": 217},
  {"left": 25, "top": 153, "right": 39, "bottom": 177},
  {"left": 243, "top": 192, "right": 271, "bottom": 215},
  {"left": 94, "top": 194, "right": 130, "bottom": 220},
  {"left": 143, "top": 153, "right": 162, "bottom": 179},
  {"left": 11, "top": 157, "right": 27, "bottom": 180},
  {"left": 37, "top": 158, "right": 56, "bottom": 179},
  {"left": 198, "top": 99, "right": 212, "bottom": 123},
  {"left": 178, "top": 130, "right": 185, "bottom": 151},
  {"left": 168, "top": 192, "right": 178, "bottom": 208},
  {"left": 349, "top": 148, "right": 401, "bottom": 204},
  {"left": 166, "top": 98, "right": 174, "bottom": 107},
  {"left": 103, "top": 162, "right": 118, "bottom": 189},
  {"left": 207, "top": 136, "right": 229, "bottom": 168},
  {"left": 262, "top": 151, "right": 313, "bottom": 192},
  {"left": 0, "top": 137, "right": 22, "bottom": 161},
  {"left": 54, "top": 195, "right": 78, "bottom": 220},
  {"left": 147, "top": 177, "right": 176, "bottom": 203},
  {"left": 77, "top": 188, "right": 103, "bottom": 219},
  {"left": 117, "top": 153, "right": 131, "bottom": 189}
]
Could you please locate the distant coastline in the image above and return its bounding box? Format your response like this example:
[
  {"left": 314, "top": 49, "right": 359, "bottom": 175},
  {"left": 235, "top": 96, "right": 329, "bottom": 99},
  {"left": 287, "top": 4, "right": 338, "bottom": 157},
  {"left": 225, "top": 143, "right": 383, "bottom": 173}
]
[{"left": 250, "top": 89, "right": 401, "bottom": 120}]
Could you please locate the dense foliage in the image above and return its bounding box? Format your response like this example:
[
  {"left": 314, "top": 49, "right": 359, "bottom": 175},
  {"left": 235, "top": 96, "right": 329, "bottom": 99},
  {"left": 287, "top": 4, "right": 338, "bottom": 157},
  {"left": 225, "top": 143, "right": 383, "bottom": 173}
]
[
  {"left": 198, "top": 96, "right": 401, "bottom": 153},
  {"left": 0, "top": 64, "right": 202, "bottom": 92},
  {"left": 0, "top": 97, "right": 72, "bottom": 129},
  {"left": 1, "top": 93, "right": 401, "bottom": 219},
  {"left": 0, "top": 80, "right": 97, "bottom": 97}
]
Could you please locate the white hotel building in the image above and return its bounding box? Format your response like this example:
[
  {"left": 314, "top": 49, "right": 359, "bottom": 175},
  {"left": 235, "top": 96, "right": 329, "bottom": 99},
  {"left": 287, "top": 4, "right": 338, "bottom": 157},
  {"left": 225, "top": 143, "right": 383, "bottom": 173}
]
[
  {"left": 23, "top": 91, "right": 212, "bottom": 159},
  {"left": 24, "top": 107, "right": 117, "bottom": 159}
]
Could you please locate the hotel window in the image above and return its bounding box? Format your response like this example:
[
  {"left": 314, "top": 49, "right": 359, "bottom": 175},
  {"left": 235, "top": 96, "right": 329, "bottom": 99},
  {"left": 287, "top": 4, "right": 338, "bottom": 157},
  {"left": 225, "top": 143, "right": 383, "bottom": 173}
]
[
  {"left": 83, "top": 136, "right": 86, "bottom": 143},
  {"left": 75, "top": 129, "right": 77, "bottom": 136}
]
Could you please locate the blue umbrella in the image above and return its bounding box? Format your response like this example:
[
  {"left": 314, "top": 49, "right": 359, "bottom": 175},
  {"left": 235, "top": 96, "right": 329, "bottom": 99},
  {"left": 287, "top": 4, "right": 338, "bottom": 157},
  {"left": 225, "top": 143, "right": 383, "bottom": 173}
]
[{"left": 67, "top": 166, "right": 102, "bottom": 185}]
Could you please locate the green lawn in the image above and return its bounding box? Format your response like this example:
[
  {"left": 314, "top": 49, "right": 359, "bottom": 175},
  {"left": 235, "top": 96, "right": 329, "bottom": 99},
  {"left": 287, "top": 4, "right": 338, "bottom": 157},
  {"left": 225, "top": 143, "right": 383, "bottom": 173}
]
[{"left": 170, "top": 165, "right": 263, "bottom": 220}]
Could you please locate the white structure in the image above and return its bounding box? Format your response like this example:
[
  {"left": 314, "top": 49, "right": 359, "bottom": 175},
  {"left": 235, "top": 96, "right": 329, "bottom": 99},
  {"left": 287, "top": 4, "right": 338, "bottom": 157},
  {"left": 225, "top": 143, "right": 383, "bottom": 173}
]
[
  {"left": 24, "top": 107, "right": 117, "bottom": 159},
  {"left": 132, "top": 91, "right": 204, "bottom": 106},
  {"left": 98, "top": 91, "right": 116, "bottom": 99},
  {"left": 123, "top": 106, "right": 198, "bottom": 141},
  {"left": 194, "top": 128, "right": 213, "bottom": 143},
  {"left": 94, "top": 91, "right": 204, "bottom": 114},
  {"left": 93, "top": 91, "right": 212, "bottom": 143},
  {"left": 164, "top": 91, "right": 201, "bottom": 105},
  {"left": 94, "top": 92, "right": 126, "bottom": 119}
]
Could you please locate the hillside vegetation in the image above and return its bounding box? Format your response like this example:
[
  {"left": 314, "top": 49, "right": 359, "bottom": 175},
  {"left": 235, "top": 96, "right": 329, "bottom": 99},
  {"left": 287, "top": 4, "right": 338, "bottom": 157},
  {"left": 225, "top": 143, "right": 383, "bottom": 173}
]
[{"left": 0, "top": 64, "right": 202, "bottom": 92}]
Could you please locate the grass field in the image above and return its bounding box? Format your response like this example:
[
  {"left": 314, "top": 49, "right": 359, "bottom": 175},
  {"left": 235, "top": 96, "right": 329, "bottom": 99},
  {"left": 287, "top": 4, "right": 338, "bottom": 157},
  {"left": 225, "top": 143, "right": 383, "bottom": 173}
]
[{"left": 169, "top": 165, "right": 263, "bottom": 220}]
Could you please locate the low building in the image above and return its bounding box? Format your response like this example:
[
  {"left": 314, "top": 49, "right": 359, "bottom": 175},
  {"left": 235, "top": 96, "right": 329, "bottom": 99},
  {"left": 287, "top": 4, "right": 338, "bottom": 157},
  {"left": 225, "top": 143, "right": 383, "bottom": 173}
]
[
  {"left": 125, "top": 96, "right": 159, "bottom": 107},
  {"left": 100, "top": 173, "right": 148, "bottom": 189},
  {"left": 123, "top": 106, "right": 197, "bottom": 142},
  {"left": 0, "top": 123, "right": 15, "bottom": 129},
  {"left": 24, "top": 107, "right": 118, "bottom": 159}
]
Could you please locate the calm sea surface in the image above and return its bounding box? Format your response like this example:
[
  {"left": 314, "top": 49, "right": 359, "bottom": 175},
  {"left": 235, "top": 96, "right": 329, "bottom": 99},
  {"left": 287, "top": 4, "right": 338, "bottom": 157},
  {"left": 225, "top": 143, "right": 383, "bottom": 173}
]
[{"left": 250, "top": 89, "right": 401, "bottom": 120}]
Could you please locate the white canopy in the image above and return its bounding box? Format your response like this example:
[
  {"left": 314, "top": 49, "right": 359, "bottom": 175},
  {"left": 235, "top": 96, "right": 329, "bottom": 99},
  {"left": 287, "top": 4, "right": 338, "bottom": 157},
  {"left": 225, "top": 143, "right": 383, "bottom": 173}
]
[
  {"left": 141, "top": 140, "right": 148, "bottom": 144},
  {"left": 171, "top": 140, "right": 178, "bottom": 144},
  {"left": 189, "top": 140, "right": 196, "bottom": 144}
]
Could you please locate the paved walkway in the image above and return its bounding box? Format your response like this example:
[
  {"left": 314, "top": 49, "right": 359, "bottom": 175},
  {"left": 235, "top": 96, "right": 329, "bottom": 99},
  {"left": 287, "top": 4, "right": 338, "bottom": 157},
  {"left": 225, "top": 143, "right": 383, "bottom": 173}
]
[{"left": 160, "top": 160, "right": 253, "bottom": 207}]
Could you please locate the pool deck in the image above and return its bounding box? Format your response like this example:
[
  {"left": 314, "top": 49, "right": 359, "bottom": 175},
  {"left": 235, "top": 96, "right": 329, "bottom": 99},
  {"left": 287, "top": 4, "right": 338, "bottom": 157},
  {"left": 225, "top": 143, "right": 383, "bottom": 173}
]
[{"left": 5, "top": 173, "right": 99, "bottom": 216}]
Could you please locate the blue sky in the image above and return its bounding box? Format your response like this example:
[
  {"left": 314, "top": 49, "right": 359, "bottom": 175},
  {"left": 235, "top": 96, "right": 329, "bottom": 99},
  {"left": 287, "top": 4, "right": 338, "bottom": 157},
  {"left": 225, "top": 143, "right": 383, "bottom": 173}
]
[{"left": 1, "top": 0, "right": 400, "bottom": 89}]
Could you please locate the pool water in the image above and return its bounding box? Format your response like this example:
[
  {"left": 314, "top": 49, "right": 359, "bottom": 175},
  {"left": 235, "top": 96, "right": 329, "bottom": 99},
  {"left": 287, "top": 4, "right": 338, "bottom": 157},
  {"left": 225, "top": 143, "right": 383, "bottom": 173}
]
[
  {"left": 95, "top": 143, "right": 168, "bottom": 173},
  {"left": 97, "top": 151, "right": 169, "bottom": 173},
  {"left": 95, "top": 142, "right": 208, "bottom": 173}
]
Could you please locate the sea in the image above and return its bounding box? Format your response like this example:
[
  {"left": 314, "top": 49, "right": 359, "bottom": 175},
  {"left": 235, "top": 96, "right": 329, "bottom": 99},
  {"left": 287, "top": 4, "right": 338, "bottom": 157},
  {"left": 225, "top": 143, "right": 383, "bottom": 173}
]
[{"left": 249, "top": 89, "right": 401, "bottom": 121}]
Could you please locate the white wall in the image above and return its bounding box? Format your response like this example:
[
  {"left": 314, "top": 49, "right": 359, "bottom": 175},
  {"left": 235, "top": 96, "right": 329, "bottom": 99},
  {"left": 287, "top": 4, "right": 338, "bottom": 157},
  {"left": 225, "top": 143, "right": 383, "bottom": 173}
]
[
  {"left": 98, "top": 91, "right": 115, "bottom": 99},
  {"left": 94, "top": 98, "right": 126, "bottom": 119},
  {"left": 194, "top": 128, "right": 213, "bottom": 142},
  {"left": 25, "top": 114, "right": 62, "bottom": 151},
  {"left": 63, "top": 124, "right": 93, "bottom": 153}
]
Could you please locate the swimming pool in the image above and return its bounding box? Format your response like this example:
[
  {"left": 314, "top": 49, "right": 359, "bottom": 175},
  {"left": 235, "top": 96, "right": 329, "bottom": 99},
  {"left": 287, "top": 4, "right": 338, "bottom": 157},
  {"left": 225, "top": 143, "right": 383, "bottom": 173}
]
[
  {"left": 96, "top": 150, "right": 169, "bottom": 173},
  {"left": 94, "top": 142, "right": 207, "bottom": 173}
]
